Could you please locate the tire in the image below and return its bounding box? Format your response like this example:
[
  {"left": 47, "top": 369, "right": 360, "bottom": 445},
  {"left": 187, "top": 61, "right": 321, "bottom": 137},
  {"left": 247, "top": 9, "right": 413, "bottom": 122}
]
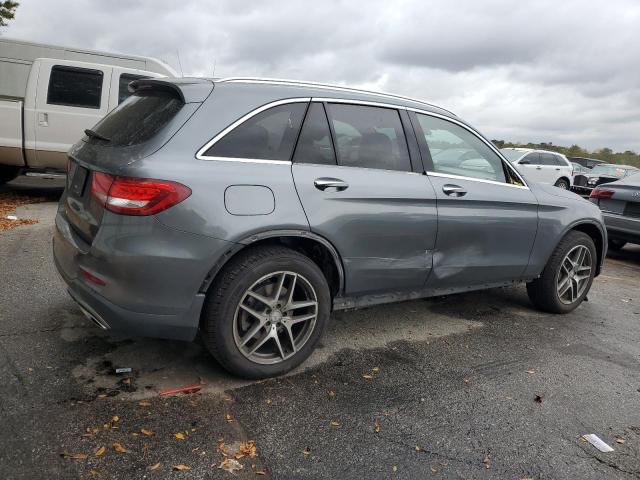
[
  {"left": 554, "top": 178, "right": 569, "bottom": 190},
  {"left": 526, "top": 231, "right": 596, "bottom": 314},
  {"left": 608, "top": 238, "right": 626, "bottom": 251},
  {"left": 201, "top": 245, "right": 331, "bottom": 379},
  {"left": 0, "top": 166, "right": 21, "bottom": 185}
]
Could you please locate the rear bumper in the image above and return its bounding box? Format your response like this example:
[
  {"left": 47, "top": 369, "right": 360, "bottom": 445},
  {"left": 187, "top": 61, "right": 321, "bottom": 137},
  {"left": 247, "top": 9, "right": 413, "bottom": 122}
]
[
  {"left": 603, "top": 212, "right": 640, "bottom": 243},
  {"left": 52, "top": 204, "right": 234, "bottom": 341}
]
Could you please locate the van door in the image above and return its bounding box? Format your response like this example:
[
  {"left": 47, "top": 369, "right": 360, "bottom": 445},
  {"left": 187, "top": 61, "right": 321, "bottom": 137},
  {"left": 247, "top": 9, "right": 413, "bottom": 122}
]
[
  {"left": 292, "top": 101, "right": 438, "bottom": 296},
  {"left": 33, "top": 59, "right": 111, "bottom": 169}
]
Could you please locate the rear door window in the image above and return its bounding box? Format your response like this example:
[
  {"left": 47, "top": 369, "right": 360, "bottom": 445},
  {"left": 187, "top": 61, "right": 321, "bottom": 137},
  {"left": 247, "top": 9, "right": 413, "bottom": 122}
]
[
  {"left": 118, "top": 74, "right": 149, "bottom": 104},
  {"left": 293, "top": 103, "right": 336, "bottom": 165},
  {"left": 522, "top": 152, "right": 541, "bottom": 165},
  {"left": 47, "top": 65, "right": 103, "bottom": 109},
  {"left": 539, "top": 153, "right": 558, "bottom": 166},
  {"left": 204, "top": 103, "right": 307, "bottom": 161},
  {"left": 326, "top": 104, "right": 411, "bottom": 172}
]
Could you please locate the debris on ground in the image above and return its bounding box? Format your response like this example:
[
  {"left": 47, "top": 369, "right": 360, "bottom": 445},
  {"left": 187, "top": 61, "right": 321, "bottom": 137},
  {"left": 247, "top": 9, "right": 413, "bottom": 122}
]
[
  {"left": 582, "top": 434, "right": 614, "bottom": 452},
  {"left": 158, "top": 384, "right": 202, "bottom": 396},
  {"left": 534, "top": 394, "right": 544, "bottom": 403},
  {"left": 218, "top": 457, "right": 243, "bottom": 473},
  {"left": 115, "top": 367, "right": 132, "bottom": 374},
  {"left": 0, "top": 192, "right": 46, "bottom": 231}
]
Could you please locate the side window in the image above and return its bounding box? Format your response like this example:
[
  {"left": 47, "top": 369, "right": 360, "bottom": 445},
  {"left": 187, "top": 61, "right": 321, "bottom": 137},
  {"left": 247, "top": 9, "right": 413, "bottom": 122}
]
[
  {"left": 203, "top": 103, "right": 307, "bottom": 161},
  {"left": 293, "top": 103, "right": 336, "bottom": 165},
  {"left": 522, "top": 153, "right": 541, "bottom": 165},
  {"left": 539, "top": 153, "right": 557, "bottom": 166},
  {"left": 47, "top": 65, "right": 103, "bottom": 109},
  {"left": 118, "top": 74, "right": 149, "bottom": 104},
  {"left": 554, "top": 154, "right": 569, "bottom": 167},
  {"left": 415, "top": 113, "right": 506, "bottom": 183},
  {"left": 326, "top": 104, "right": 411, "bottom": 172}
]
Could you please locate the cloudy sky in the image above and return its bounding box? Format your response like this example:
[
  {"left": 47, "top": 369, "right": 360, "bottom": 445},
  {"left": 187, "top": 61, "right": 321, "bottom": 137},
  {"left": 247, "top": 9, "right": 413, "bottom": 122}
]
[{"left": 4, "top": 0, "right": 640, "bottom": 151}]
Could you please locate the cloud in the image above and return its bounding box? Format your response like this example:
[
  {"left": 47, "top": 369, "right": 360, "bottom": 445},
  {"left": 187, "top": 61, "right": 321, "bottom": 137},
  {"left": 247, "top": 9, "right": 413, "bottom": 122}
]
[{"left": 3, "top": 0, "right": 639, "bottom": 151}]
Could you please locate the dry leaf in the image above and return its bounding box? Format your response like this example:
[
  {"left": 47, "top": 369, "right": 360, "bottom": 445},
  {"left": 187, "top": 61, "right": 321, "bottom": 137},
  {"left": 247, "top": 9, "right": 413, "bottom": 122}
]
[
  {"left": 112, "top": 443, "right": 127, "bottom": 453},
  {"left": 374, "top": 419, "right": 381, "bottom": 433},
  {"left": 141, "top": 428, "right": 155, "bottom": 437},
  {"left": 89, "top": 468, "right": 100, "bottom": 477},
  {"left": 415, "top": 445, "right": 424, "bottom": 452},
  {"left": 94, "top": 446, "right": 106, "bottom": 457},
  {"left": 463, "top": 378, "right": 471, "bottom": 384},
  {"left": 328, "top": 390, "right": 336, "bottom": 399},
  {"left": 302, "top": 447, "right": 311, "bottom": 456},
  {"left": 526, "top": 369, "right": 536, "bottom": 374},
  {"left": 238, "top": 440, "right": 258, "bottom": 458},
  {"left": 218, "top": 458, "right": 243, "bottom": 473},
  {"left": 362, "top": 374, "right": 374, "bottom": 380},
  {"left": 98, "top": 394, "right": 107, "bottom": 398},
  {"left": 148, "top": 462, "right": 161, "bottom": 471},
  {"left": 138, "top": 400, "right": 151, "bottom": 407},
  {"left": 372, "top": 367, "right": 380, "bottom": 372},
  {"left": 173, "top": 464, "right": 191, "bottom": 471},
  {"left": 61, "top": 451, "right": 88, "bottom": 460},
  {"left": 330, "top": 420, "right": 341, "bottom": 428},
  {"left": 254, "top": 468, "right": 267, "bottom": 475},
  {"left": 392, "top": 465, "right": 398, "bottom": 472},
  {"left": 482, "top": 455, "right": 491, "bottom": 469},
  {"left": 265, "top": 399, "right": 272, "bottom": 405},
  {"left": 225, "top": 413, "right": 234, "bottom": 423},
  {"left": 174, "top": 432, "right": 186, "bottom": 440},
  {"left": 112, "top": 416, "right": 120, "bottom": 423},
  {"left": 616, "top": 438, "right": 625, "bottom": 444}
]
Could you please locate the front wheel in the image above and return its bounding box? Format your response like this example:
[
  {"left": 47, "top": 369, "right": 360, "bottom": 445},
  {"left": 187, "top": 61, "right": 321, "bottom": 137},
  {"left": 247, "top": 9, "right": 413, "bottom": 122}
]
[
  {"left": 554, "top": 178, "right": 569, "bottom": 190},
  {"left": 527, "top": 231, "right": 596, "bottom": 313},
  {"left": 201, "top": 245, "right": 331, "bottom": 379}
]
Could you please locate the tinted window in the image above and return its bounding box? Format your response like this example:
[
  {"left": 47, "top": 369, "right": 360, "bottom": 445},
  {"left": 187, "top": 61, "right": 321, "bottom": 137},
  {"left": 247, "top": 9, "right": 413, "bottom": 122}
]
[
  {"left": 204, "top": 103, "right": 307, "bottom": 161},
  {"left": 415, "top": 114, "right": 506, "bottom": 183},
  {"left": 293, "top": 103, "right": 336, "bottom": 165},
  {"left": 539, "top": 153, "right": 558, "bottom": 166},
  {"left": 47, "top": 65, "right": 103, "bottom": 109},
  {"left": 118, "top": 74, "right": 149, "bottom": 104},
  {"left": 89, "top": 91, "right": 183, "bottom": 146},
  {"left": 327, "top": 104, "right": 411, "bottom": 172},
  {"left": 521, "top": 153, "right": 541, "bottom": 165}
]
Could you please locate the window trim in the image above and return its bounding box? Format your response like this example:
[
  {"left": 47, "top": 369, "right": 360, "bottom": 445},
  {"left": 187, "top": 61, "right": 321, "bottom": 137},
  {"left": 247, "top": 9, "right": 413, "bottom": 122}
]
[
  {"left": 195, "top": 97, "right": 311, "bottom": 164},
  {"left": 46, "top": 65, "right": 104, "bottom": 110}
]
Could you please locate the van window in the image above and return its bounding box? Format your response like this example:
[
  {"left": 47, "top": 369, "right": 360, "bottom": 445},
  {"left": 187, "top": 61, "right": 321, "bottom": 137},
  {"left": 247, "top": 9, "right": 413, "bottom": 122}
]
[
  {"left": 47, "top": 65, "right": 103, "bottom": 109},
  {"left": 415, "top": 113, "right": 507, "bottom": 183},
  {"left": 293, "top": 103, "right": 336, "bottom": 165},
  {"left": 204, "top": 103, "right": 307, "bottom": 161},
  {"left": 118, "top": 74, "right": 149, "bottom": 104},
  {"left": 326, "top": 104, "right": 411, "bottom": 172}
]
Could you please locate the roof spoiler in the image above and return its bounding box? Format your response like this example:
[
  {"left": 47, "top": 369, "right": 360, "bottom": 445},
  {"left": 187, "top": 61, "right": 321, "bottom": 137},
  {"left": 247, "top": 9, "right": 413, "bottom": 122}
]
[{"left": 129, "top": 78, "right": 214, "bottom": 103}]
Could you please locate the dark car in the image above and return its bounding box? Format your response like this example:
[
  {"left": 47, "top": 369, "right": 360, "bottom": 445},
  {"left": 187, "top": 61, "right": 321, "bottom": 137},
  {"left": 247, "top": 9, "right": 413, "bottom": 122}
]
[
  {"left": 585, "top": 164, "right": 639, "bottom": 191},
  {"left": 590, "top": 175, "right": 640, "bottom": 250}
]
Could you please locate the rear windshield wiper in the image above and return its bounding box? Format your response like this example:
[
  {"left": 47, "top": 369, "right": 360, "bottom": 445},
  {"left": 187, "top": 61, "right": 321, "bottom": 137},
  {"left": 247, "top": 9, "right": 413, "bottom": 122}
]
[{"left": 84, "top": 129, "right": 111, "bottom": 142}]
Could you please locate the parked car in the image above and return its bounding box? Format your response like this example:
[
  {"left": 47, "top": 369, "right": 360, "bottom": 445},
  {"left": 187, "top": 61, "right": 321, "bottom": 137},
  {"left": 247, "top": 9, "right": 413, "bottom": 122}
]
[
  {"left": 568, "top": 156, "right": 605, "bottom": 170},
  {"left": 0, "top": 38, "right": 176, "bottom": 184},
  {"left": 584, "top": 164, "right": 639, "bottom": 190},
  {"left": 590, "top": 176, "right": 640, "bottom": 250},
  {"left": 500, "top": 148, "right": 573, "bottom": 189},
  {"left": 571, "top": 162, "right": 593, "bottom": 195},
  {"left": 53, "top": 77, "right": 606, "bottom": 378}
]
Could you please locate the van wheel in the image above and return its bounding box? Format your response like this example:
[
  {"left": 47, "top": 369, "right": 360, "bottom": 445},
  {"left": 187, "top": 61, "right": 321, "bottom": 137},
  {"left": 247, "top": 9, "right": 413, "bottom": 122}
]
[
  {"left": 554, "top": 178, "right": 569, "bottom": 190},
  {"left": 201, "top": 245, "right": 330, "bottom": 379},
  {"left": 608, "top": 239, "right": 626, "bottom": 251},
  {"left": 526, "top": 231, "right": 596, "bottom": 314},
  {"left": 0, "top": 166, "right": 21, "bottom": 185}
]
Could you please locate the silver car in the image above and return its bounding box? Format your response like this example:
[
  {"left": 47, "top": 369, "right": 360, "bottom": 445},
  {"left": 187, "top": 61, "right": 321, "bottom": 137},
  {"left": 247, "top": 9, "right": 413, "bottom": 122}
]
[
  {"left": 53, "top": 77, "right": 606, "bottom": 378},
  {"left": 590, "top": 175, "right": 640, "bottom": 250}
]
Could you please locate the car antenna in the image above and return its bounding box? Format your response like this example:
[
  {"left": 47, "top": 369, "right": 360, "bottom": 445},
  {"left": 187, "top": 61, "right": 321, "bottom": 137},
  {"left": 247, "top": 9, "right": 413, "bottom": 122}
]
[{"left": 175, "top": 49, "right": 184, "bottom": 77}]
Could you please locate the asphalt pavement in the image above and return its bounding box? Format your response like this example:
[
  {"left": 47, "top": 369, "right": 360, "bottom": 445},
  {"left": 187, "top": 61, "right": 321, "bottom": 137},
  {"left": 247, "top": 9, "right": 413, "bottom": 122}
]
[{"left": 1, "top": 177, "right": 639, "bottom": 479}]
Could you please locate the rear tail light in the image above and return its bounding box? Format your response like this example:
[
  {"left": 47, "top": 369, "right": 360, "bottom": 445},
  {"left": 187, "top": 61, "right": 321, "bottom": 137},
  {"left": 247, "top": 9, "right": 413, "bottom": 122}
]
[
  {"left": 589, "top": 188, "right": 614, "bottom": 200},
  {"left": 91, "top": 172, "right": 191, "bottom": 215}
]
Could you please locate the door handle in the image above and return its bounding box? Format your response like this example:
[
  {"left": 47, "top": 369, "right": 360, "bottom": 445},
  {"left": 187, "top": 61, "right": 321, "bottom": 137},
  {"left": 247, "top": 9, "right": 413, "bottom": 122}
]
[
  {"left": 535, "top": 166, "right": 542, "bottom": 170},
  {"left": 442, "top": 184, "right": 466, "bottom": 197},
  {"left": 555, "top": 168, "right": 560, "bottom": 171},
  {"left": 314, "top": 177, "right": 349, "bottom": 191},
  {"left": 38, "top": 112, "right": 48, "bottom": 127}
]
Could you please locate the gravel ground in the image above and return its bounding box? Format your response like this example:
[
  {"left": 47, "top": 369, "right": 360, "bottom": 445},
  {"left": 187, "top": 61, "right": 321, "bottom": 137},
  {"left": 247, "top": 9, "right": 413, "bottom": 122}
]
[{"left": 1, "top": 177, "right": 639, "bottom": 479}]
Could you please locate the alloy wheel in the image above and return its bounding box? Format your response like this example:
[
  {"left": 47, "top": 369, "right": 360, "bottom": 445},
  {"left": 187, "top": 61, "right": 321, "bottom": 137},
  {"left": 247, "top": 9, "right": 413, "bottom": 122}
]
[{"left": 556, "top": 245, "right": 592, "bottom": 305}]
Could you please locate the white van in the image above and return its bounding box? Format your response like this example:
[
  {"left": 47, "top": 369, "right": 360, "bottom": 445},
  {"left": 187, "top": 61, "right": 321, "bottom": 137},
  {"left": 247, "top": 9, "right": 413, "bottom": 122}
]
[{"left": 0, "top": 38, "right": 177, "bottom": 184}]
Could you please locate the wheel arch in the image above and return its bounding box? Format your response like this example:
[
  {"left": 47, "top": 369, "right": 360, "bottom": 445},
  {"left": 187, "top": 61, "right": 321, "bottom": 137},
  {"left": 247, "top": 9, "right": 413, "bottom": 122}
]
[
  {"left": 565, "top": 221, "right": 605, "bottom": 276},
  {"left": 199, "top": 230, "right": 345, "bottom": 300}
]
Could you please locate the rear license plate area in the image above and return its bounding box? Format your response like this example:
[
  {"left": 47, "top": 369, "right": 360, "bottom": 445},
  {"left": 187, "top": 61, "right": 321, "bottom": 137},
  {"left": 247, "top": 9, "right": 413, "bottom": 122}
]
[{"left": 70, "top": 165, "right": 89, "bottom": 197}]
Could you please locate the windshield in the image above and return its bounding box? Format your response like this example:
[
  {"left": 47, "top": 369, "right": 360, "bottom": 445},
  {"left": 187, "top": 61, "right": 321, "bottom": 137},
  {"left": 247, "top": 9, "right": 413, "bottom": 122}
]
[
  {"left": 500, "top": 149, "right": 526, "bottom": 162},
  {"left": 590, "top": 165, "right": 631, "bottom": 177}
]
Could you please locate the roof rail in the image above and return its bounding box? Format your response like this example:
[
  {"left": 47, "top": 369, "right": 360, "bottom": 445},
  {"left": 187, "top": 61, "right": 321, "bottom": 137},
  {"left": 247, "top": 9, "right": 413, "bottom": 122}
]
[{"left": 217, "top": 77, "right": 456, "bottom": 116}]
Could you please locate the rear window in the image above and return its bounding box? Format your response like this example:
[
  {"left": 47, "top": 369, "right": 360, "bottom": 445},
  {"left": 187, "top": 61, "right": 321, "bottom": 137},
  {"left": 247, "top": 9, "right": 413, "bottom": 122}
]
[{"left": 89, "top": 91, "right": 183, "bottom": 146}]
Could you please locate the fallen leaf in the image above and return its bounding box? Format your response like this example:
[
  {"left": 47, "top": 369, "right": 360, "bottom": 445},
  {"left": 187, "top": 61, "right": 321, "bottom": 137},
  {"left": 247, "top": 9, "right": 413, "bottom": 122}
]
[
  {"left": 374, "top": 419, "right": 381, "bottom": 433},
  {"left": 173, "top": 464, "right": 191, "bottom": 471},
  {"left": 392, "top": 465, "right": 398, "bottom": 472},
  {"left": 415, "top": 445, "right": 424, "bottom": 452},
  {"left": 372, "top": 367, "right": 380, "bottom": 372},
  {"left": 89, "top": 468, "right": 100, "bottom": 477},
  {"left": 112, "top": 416, "right": 120, "bottom": 423},
  {"left": 265, "top": 399, "right": 272, "bottom": 405},
  {"left": 430, "top": 466, "right": 438, "bottom": 473},
  {"left": 302, "top": 447, "right": 311, "bottom": 456},
  {"left": 362, "top": 374, "right": 374, "bottom": 380},
  {"left": 254, "top": 468, "right": 267, "bottom": 475},
  {"left": 526, "top": 369, "right": 536, "bottom": 374},
  {"left": 534, "top": 394, "right": 544, "bottom": 403},
  {"left": 148, "top": 462, "right": 161, "bottom": 471},
  {"left": 27, "top": 367, "right": 34, "bottom": 373},
  {"left": 112, "top": 443, "right": 127, "bottom": 453},
  {"left": 218, "top": 458, "right": 243, "bottom": 473},
  {"left": 238, "top": 440, "right": 258, "bottom": 458},
  {"left": 616, "top": 438, "right": 625, "bottom": 444},
  {"left": 327, "top": 390, "right": 336, "bottom": 399},
  {"left": 98, "top": 394, "right": 107, "bottom": 398},
  {"left": 330, "top": 420, "right": 341, "bottom": 428},
  {"left": 225, "top": 413, "right": 234, "bottom": 423},
  {"left": 141, "top": 428, "right": 155, "bottom": 437},
  {"left": 174, "top": 432, "right": 186, "bottom": 440},
  {"left": 138, "top": 400, "right": 151, "bottom": 407},
  {"left": 463, "top": 378, "right": 471, "bottom": 384},
  {"left": 61, "top": 451, "right": 88, "bottom": 460},
  {"left": 94, "top": 446, "right": 106, "bottom": 457},
  {"left": 482, "top": 454, "right": 491, "bottom": 469}
]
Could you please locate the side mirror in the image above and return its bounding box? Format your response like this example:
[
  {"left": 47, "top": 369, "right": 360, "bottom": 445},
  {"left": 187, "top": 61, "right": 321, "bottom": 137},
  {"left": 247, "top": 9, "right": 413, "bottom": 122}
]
[{"left": 519, "top": 160, "right": 530, "bottom": 165}]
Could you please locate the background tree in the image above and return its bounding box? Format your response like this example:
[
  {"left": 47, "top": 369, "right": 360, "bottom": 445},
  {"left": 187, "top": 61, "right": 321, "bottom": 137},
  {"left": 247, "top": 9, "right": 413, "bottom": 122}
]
[{"left": 0, "top": 1, "right": 19, "bottom": 27}]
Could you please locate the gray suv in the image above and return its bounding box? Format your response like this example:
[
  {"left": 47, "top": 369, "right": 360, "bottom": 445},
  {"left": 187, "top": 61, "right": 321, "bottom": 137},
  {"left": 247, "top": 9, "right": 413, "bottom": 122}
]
[{"left": 53, "top": 77, "right": 606, "bottom": 378}]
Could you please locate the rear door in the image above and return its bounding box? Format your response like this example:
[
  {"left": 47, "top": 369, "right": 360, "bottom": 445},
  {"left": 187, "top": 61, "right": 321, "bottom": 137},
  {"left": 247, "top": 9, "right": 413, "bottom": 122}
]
[
  {"left": 292, "top": 101, "right": 438, "bottom": 295},
  {"left": 410, "top": 112, "right": 539, "bottom": 289},
  {"left": 516, "top": 152, "right": 545, "bottom": 183},
  {"left": 33, "top": 59, "right": 111, "bottom": 169},
  {"left": 539, "top": 152, "right": 564, "bottom": 184}
]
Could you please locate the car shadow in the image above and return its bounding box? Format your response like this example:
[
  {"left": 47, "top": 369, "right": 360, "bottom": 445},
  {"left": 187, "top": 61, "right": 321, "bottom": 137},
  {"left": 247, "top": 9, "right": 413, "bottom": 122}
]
[{"left": 606, "top": 243, "right": 640, "bottom": 268}]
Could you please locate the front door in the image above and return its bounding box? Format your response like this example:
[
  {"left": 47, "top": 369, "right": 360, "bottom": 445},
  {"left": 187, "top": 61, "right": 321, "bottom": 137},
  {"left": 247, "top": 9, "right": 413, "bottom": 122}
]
[
  {"left": 292, "top": 101, "right": 438, "bottom": 295},
  {"left": 410, "top": 112, "right": 539, "bottom": 289}
]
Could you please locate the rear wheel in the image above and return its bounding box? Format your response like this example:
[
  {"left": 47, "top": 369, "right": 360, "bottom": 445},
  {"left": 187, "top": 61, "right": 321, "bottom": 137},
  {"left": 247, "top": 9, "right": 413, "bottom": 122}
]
[
  {"left": 608, "top": 238, "right": 626, "bottom": 251},
  {"left": 0, "top": 166, "right": 21, "bottom": 185},
  {"left": 554, "top": 178, "right": 569, "bottom": 190},
  {"left": 201, "top": 245, "right": 330, "bottom": 379},
  {"left": 527, "top": 231, "right": 596, "bottom": 313}
]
